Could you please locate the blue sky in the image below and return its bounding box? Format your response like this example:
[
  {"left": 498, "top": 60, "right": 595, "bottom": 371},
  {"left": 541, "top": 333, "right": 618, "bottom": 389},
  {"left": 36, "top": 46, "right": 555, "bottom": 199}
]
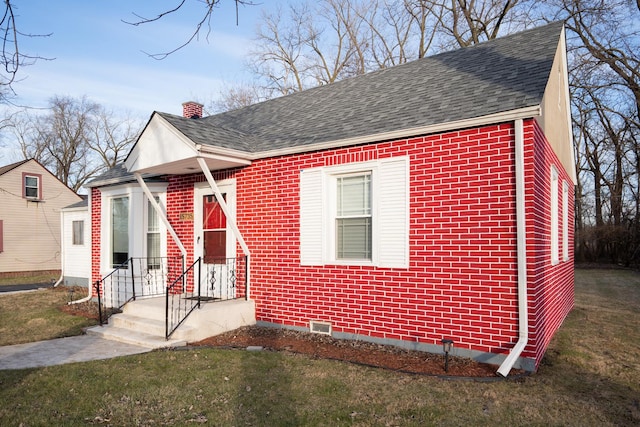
[
  {"left": 8, "top": 1, "right": 278, "bottom": 115},
  {"left": 0, "top": 0, "right": 285, "bottom": 161}
]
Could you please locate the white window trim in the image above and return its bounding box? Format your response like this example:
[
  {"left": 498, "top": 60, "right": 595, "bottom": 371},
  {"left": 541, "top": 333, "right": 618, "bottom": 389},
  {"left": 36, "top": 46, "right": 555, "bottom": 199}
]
[
  {"left": 300, "top": 156, "right": 409, "bottom": 268},
  {"left": 550, "top": 166, "right": 559, "bottom": 265},
  {"left": 24, "top": 175, "right": 40, "bottom": 199},
  {"left": 100, "top": 183, "right": 167, "bottom": 274}
]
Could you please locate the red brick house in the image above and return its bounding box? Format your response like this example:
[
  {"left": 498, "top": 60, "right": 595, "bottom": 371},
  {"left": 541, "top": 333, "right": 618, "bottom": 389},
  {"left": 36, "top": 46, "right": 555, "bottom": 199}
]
[{"left": 86, "top": 22, "right": 574, "bottom": 376}]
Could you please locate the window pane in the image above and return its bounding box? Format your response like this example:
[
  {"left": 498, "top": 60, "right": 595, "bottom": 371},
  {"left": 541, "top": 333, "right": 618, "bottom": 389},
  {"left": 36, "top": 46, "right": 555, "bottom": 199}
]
[
  {"left": 203, "top": 195, "right": 226, "bottom": 230},
  {"left": 25, "top": 176, "right": 38, "bottom": 198},
  {"left": 147, "top": 197, "right": 161, "bottom": 269},
  {"left": 204, "top": 230, "right": 226, "bottom": 264},
  {"left": 112, "top": 197, "right": 129, "bottom": 266},
  {"left": 72, "top": 220, "right": 84, "bottom": 245},
  {"left": 337, "top": 217, "right": 372, "bottom": 259},
  {"left": 337, "top": 174, "right": 371, "bottom": 216}
]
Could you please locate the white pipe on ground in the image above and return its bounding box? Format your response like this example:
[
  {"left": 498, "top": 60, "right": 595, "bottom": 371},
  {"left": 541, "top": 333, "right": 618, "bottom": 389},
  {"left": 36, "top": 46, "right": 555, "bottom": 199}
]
[{"left": 497, "top": 118, "right": 529, "bottom": 377}]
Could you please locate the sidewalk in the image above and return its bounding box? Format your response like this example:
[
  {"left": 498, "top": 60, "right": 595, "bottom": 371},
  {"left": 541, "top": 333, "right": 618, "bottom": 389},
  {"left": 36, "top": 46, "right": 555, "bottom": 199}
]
[
  {"left": 0, "top": 282, "right": 55, "bottom": 294},
  {"left": 0, "top": 335, "right": 151, "bottom": 370}
]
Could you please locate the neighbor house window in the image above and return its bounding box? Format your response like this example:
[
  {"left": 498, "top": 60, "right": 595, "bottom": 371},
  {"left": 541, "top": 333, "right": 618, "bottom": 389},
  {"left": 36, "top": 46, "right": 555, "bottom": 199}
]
[
  {"left": 562, "top": 180, "right": 569, "bottom": 261},
  {"left": 23, "top": 173, "right": 41, "bottom": 199},
  {"left": 0, "top": 220, "right": 3, "bottom": 253},
  {"left": 336, "top": 173, "right": 372, "bottom": 260},
  {"left": 72, "top": 220, "right": 84, "bottom": 245},
  {"left": 550, "top": 166, "right": 559, "bottom": 265},
  {"left": 147, "top": 197, "right": 161, "bottom": 269},
  {"left": 111, "top": 197, "right": 129, "bottom": 267}
]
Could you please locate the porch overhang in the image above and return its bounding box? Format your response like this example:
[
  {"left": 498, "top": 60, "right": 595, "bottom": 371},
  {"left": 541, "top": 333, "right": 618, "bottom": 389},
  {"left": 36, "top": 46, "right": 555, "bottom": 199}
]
[{"left": 124, "top": 113, "right": 251, "bottom": 176}]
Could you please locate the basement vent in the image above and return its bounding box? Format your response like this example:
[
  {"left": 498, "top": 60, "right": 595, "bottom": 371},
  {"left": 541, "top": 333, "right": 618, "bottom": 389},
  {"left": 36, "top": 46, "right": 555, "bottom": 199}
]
[{"left": 309, "top": 321, "right": 332, "bottom": 335}]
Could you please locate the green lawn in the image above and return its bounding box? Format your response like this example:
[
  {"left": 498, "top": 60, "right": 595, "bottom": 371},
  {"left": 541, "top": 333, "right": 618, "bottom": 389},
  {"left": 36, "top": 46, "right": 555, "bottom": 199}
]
[{"left": 0, "top": 268, "right": 638, "bottom": 426}]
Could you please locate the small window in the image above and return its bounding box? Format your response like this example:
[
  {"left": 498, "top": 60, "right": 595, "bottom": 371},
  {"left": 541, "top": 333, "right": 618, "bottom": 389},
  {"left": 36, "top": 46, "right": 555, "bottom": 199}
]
[
  {"left": 72, "top": 220, "right": 84, "bottom": 245},
  {"left": 24, "top": 175, "right": 40, "bottom": 199},
  {"left": 0, "top": 220, "right": 3, "bottom": 253},
  {"left": 147, "top": 197, "right": 161, "bottom": 269},
  {"left": 111, "top": 197, "right": 129, "bottom": 267},
  {"left": 550, "top": 166, "right": 559, "bottom": 265},
  {"left": 335, "top": 173, "right": 372, "bottom": 260},
  {"left": 562, "top": 181, "right": 569, "bottom": 261}
]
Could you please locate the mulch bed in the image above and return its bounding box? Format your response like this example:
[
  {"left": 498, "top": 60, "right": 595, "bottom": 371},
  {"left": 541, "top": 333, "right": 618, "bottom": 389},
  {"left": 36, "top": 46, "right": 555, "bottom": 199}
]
[{"left": 191, "top": 326, "right": 509, "bottom": 378}]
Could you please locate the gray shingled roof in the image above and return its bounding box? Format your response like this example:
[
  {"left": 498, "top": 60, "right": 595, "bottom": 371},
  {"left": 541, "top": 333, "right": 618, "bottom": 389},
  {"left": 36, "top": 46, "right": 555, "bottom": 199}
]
[
  {"left": 0, "top": 159, "right": 29, "bottom": 176},
  {"left": 86, "top": 163, "right": 167, "bottom": 188},
  {"left": 159, "top": 22, "right": 563, "bottom": 154}
]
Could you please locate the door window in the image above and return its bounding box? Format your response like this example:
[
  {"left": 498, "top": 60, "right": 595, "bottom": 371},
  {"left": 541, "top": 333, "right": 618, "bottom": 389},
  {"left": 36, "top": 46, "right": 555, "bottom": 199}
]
[{"left": 203, "top": 194, "right": 226, "bottom": 264}]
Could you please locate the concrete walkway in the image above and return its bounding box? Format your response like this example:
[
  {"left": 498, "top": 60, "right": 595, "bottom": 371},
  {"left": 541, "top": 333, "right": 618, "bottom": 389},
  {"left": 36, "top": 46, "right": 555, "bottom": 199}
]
[{"left": 0, "top": 335, "right": 152, "bottom": 370}]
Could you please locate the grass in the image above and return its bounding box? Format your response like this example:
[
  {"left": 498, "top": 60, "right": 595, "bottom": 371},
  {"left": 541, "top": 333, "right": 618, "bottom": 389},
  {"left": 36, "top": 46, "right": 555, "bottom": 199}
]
[
  {"left": 0, "top": 272, "right": 59, "bottom": 286},
  {"left": 0, "top": 268, "right": 639, "bottom": 426},
  {"left": 0, "top": 286, "right": 98, "bottom": 346}
]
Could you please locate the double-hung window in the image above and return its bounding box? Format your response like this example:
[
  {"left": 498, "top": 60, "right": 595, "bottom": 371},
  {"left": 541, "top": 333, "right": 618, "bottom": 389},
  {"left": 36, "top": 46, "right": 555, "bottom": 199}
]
[
  {"left": 300, "top": 156, "right": 408, "bottom": 268},
  {"left": 111, "top": 196, "right": 129, "bottom": 267},
  {"left": 147, "top": 196, "right": 161, "bottom": 269},
  {"left": 550, "top": 166, "right": 559, "bottom": 265},
  {"left": 336, "top": 173, "right": 372, "bottom": 260},
  {"left": 23, "top": 174, "right": 40, "bottom": 199}
]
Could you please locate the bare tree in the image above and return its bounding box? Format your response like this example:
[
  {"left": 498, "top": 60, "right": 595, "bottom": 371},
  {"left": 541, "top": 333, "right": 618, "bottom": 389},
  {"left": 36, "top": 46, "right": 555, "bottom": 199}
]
[
  {"left": 124, "top": 0, "right": 256, "bottom": 60},
  {"left": 7, "top": 95, "right": 141, "bottom": 191},
  {"left": 0, "top": 1, "right": 52, "bottom": 104}
]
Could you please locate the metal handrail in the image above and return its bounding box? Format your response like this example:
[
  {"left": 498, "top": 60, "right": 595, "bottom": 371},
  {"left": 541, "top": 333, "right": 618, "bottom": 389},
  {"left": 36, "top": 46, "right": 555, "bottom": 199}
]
[
  {"left": 94, "top": 256, "right": 182, "bottom": 325},
  {"left": 166, "top": 257, "right": 201, "bottom": 339}
]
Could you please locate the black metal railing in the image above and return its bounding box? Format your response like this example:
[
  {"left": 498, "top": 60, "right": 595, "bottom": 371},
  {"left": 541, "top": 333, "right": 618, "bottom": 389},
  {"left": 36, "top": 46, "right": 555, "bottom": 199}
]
[
  {"left": 95, "top": 256, "right": 183, "bottom": 325},
  {"left": 166, "top": 257, "right": 201, "bottom": 339},
  {"left": 200, "top": 256, "right": 248, "bottom": 301}
]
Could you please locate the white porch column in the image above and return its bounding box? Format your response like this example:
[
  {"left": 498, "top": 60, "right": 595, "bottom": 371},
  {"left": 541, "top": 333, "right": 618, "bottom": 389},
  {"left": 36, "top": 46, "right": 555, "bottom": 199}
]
[
  {"left": 134, "top": 173, "right": 187, "bottom": 260},
  {"left": 196, "top": 157, "right": 251, "bottom": 298}
]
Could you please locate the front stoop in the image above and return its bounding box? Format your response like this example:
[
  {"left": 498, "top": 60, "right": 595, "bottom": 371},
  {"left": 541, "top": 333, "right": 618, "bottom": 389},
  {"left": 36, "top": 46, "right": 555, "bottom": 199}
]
[{"left": 86, "top": 297, "right": 256, "bottom": 349}]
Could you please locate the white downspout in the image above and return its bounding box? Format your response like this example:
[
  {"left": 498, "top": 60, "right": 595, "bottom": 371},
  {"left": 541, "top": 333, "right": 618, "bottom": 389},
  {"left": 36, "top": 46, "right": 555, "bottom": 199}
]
[
  {"left": 134, "top": 173, "right": 188, "bottom": 260},
  {"left": 54, "top": 209, "right": 65, "bottom": 287},
  {"left": 196, "top": 157, "right": 251, "bottom": 298},
  {"left": 497, "top": 118, "right": 529, "bottom": 377}
]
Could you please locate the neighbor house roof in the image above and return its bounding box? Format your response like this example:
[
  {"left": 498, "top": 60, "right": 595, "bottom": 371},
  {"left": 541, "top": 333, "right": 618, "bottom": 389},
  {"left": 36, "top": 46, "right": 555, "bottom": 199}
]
[
  {"left": 0, "top": 159, "right": 30, "bottom": 176},
  {"left": 159, "top": 21, "right": 564, "bottom": 154}
]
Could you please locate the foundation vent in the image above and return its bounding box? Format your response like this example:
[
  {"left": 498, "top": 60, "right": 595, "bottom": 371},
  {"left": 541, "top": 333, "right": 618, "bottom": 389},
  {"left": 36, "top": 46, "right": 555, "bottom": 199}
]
[{"left": 309, "top": 321, "right": 332, "bottom": 335}]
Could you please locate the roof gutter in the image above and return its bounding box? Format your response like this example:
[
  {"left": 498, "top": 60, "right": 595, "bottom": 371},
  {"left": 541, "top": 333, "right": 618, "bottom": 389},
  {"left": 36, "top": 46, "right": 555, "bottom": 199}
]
[{"left": 497, "top": 118, "right": 529, "bottom": 377}]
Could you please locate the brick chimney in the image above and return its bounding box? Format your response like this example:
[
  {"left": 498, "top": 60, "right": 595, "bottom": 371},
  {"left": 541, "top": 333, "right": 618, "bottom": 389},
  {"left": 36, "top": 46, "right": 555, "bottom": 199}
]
[{"left": 182, "top": 101, "right": 203, "bottom": 119}]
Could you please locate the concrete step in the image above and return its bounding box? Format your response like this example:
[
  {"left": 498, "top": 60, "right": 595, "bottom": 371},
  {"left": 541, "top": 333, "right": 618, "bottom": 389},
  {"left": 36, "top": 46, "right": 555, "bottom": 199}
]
[
  {"left": 86, "top": 324, "right": 187, "bottom": 349},
  {"left": 111, "top": 313, "right": 196, "bottom": 339}
]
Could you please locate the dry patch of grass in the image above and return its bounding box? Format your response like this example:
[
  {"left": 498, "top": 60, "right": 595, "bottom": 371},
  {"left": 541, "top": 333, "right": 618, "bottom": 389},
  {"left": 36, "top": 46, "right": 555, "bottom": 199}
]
[
  {"left": 0, "top": 286, "right": 98, "bottom": 346},
  {"left": 0, "top": 269, "right": 638, "bottom": 425},
  {"left": 0, "top": 272, "right": 59, "bottom": 286}
]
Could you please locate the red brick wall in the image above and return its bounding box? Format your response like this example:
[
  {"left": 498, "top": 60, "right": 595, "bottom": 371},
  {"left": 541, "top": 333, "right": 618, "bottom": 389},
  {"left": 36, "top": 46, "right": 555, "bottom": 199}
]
[
  {"left": 526, "top": 120, "right": 575, "bottom": 366},
  {"left": 237, "top": 122, "right": 522, "bottom": 359},
  {"left": 90, "top": 188, "right": 102, "bottom": 294},
  {"left": 90, "top": 119, "right": 574, "bottom": 369}
]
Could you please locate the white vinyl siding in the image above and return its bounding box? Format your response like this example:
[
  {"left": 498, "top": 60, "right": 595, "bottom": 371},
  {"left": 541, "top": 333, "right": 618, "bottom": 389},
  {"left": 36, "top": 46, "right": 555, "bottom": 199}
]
[
  {"left": 62, "top": 208, "right": 90, "bottom": 285},
  {"left": 300, "top": 156, "right": 409, "bottom": 268}
]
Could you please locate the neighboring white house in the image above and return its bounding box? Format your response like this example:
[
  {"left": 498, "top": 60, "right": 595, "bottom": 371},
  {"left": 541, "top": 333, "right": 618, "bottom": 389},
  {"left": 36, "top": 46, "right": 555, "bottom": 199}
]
[{"left": 61, "top": 199, "right": 90, "bottom": 287}]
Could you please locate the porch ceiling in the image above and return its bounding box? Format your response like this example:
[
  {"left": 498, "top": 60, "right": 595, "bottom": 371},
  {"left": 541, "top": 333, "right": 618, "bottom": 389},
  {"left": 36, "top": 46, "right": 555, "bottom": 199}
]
[{"left": 131, "top": 155, "right": 250, "bottom": 176}]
